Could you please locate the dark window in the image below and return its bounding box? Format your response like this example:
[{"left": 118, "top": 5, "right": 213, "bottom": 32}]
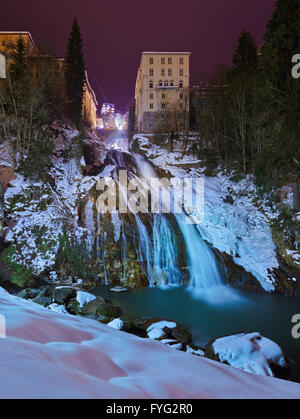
[
  {"left": 168, "top": 57, "right": 172, "bottom": 64},
  {"left": 149, "top": 81, "right": 154, "bottom": 88},
  {"left": 149, "top": 57, "right": 154, "bottom": 64},
  {"left": 161, "top": 57, "right": 165, "bottom": 64}
]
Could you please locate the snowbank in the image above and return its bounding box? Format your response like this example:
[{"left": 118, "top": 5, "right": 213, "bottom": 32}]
[{"left": 0, "top": 287, "right": 299, "bottom": 399}]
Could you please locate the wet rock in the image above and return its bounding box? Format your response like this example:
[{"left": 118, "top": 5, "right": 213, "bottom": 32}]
[
  {"left": 33, "top": 286, "right": 52, "bottom": 307},
  {"left": 81, "top": 296, "right": 105, "bottom": 315},
  {"left": 122, "top": 319, "right": 148, "bottom": 338},
  {"left": 17, "top": 288, "right": 40, "bottom": 300},
  {"left": 53, "top": 287, "right": 76, "bottom": 305},
  {"left": 143, "top": 318, "right": 192, "bottom": 349}
]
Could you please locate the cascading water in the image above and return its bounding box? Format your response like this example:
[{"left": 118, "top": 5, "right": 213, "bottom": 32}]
[
  {"left": 176, "top": 214, "right": 223, "bottom": 289},
  {"left": 79, "top": 134, "right": 225, "bottom": 291},
  {"left": 133, "top": 151, "right": 224, "bottom": 290},
  {"left": 152, "top": 215, "right": 181, "bottom": 286}
]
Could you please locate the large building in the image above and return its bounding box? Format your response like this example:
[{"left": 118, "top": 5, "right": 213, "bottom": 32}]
[
  {"left": 0, "top": 31, "right": 98, "bottom": 128},
  {"left": 135, "top": 52, "right": 191, "bottom": 133}
]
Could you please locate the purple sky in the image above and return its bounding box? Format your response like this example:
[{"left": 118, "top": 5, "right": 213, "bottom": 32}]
[{"left": 0, "top": 0, "right": 277, "bottom": 111}]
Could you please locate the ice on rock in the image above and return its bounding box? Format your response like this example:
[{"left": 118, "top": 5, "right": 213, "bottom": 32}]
[{"left": 76, "top": 291, "right": 96, "bottom": 308}]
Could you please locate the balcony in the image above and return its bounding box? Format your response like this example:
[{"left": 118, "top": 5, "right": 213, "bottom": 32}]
[{"left": 156, "top": 84, "right": 179, "bottom": 89}]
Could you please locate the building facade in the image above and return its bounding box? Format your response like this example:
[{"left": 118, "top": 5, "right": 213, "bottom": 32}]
[
  {"left": 135, "top": 52, "right": 191, "bottom": 133},
  {"left": 0, "top": 32, "right": 98, "bottom": 128},
  {"left": 0, "top": 31, "right": 38, "bottom": 58}
]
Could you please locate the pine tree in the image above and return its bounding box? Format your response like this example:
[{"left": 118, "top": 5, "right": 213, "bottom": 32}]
[
  {"left": 257, "top": 0, "right": 300, "bottom": 203},
  {"left": 11, "top": 35, "right": 28, "bottom": 81},
  {"left": 229, "top": 30, "right": 258, "bottom": 79},
  {"left": 65, "top": 18, "right": 85, "bottom": 124},
  {"left": 224, "top": 30, "right": 258, "bottom": 173},
  {"left": 260, "top": 0, "right": 300, "bottom": 91}
]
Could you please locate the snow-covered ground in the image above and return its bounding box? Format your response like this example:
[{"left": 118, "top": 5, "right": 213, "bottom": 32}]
[
  {"left": 0, "top": 287, "right": 299, "bottom": 399},
  {"left": 134, "top": 135, "right": 280, "bottom": 291}
]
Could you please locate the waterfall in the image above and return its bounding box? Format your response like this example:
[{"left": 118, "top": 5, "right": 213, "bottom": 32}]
[
  {"left": 176, "top": 214, "right": 223, "bottom": 289},
  {"left": 153, "top": 215, "right": 181, "bottom": 286},
  {"left": 133, "top": 152, "right": 224, "bottom": 290},
  {"left": 79, "top": 139, "right": 225, "bottom": 290}
]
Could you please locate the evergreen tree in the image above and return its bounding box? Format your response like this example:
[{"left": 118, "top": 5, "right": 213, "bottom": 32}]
[
  {"left": 257, "top": 0, "right": 300, "bottom": 203},
  {"left": 260, "top": 0, "right": 300, "bottom": 91},
  {"left": 10, "top": 35, "right": 28, "bottom": 81},
  {"left": 229, "top": 30, "right": 258, "bottom": 79},
  {"left": 224, "top": 30, "right": 258, "bottom": 173},
  {"left": 127, "top": 102, "right": 136, "bottom": 140},
  {"left": 65, "top": 18, "right": 85, "bottom": 124}
]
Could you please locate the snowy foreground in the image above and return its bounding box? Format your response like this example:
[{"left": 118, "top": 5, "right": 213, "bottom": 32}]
[{"left": 0, "top": 288, "right": 299, "bottom": 399}]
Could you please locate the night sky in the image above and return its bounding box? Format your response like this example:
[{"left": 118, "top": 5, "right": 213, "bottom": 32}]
[{"left": 0, "top": 0, "right": 277, "bottom": 112}]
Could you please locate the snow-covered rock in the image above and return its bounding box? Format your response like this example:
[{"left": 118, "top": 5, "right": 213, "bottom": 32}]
[
  {"left": 76, "top": 291, "right": 96, "bottom": 308},
  {"left": 0, "top": 287, "right": 299, "bottom": 399},
  {"left": 206, "top": 333, "right": 288, "bottom": 378},
  {"left": 107, "top": 318, "right": 124, "bottom": 330},
  {"left": 47, "top": 303, "right": 68, "bottom": 315},
  {"left": 147, "top": 320, "right": 177, "bottom": 340}
]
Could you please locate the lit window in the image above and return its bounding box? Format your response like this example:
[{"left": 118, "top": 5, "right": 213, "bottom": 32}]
[
  {"left": 149, "top": 81, "right": 154, "bottom": 88},
  {"left": 168, "top": 57, "right": 172, "bottom": 64},
  {"left": 161, "top": 57, "right": 165, "bottom": 64},
  {"left": 179, "top": 69, "right": 184, "bottom": 76},
  {"left": 168, "top": 69, "right": 172, "bottom": 77},
  {"left": 180, "top": 57, "right": 184, "bottom": 65},
  {"left": 161, "top": 69, "right": 165, "bottom": 77},
  {"left": 150, "top": 68, "right": 154, "bottom": 76}
]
